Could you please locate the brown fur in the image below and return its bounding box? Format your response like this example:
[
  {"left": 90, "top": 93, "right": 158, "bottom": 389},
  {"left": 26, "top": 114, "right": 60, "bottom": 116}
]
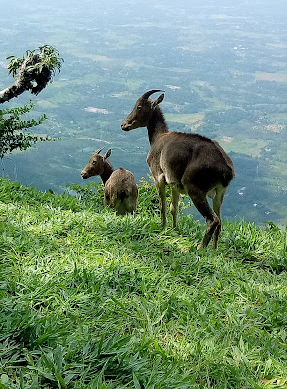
[
  {"left": 121, "top": 90, "right": 235, "bottom": 249},
  {"left": 81, "top": 147, "right": 138, "bottom": 215}
]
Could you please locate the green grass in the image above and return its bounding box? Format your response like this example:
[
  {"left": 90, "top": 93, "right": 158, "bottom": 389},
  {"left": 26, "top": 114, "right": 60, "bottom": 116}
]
[{"left": 0, "top": 177, "right": 287, "bottom": 388}]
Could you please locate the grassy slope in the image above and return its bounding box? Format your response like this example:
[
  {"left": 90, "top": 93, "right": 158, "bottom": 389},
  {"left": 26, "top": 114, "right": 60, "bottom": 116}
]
[{"left": 0, "top": 178, "right": 286, "bottom": 389}]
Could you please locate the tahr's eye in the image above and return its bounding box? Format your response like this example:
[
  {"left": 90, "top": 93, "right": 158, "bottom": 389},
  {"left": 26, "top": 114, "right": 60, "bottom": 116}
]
[
  {"left": 92, "top": 160, "right": 96, "bottom": 165},
  {"left": 137, "top": 105, "right": 142, "bottom": 111}
]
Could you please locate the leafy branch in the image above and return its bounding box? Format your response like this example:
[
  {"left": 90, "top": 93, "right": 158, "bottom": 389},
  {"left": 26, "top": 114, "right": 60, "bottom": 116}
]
[
  {"left": 0, "top": 45, "right": 64, "bottom": 103},
  {"left": 0, "top": 46, "right": 63, "bottom": 157},
  {"left": 0, "top": 101, "right": 51, "bottom": 158}
]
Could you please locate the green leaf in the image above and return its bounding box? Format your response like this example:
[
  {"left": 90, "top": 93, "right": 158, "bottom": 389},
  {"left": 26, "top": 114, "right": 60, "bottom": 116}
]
[{"left": 133, "top": 372, "right": 142, "bottom": 389}]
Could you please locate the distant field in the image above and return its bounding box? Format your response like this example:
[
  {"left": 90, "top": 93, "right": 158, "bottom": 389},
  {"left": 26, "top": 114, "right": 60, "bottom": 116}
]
[
  {"left": 255, "top": 72, "right": 287, "bottom": 82},
  {"left": 252, "top": 123, "right": 285, "bottom": 133},
  {"left": 220, "top": 137, "right": 268, "bottom": 158},
  {"left": 165, "top": 113, "right": 204, "bottom": 130}
]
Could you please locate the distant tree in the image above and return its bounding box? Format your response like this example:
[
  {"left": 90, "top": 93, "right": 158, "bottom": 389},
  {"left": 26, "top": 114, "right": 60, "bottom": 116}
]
[
  {"left": 0, "top": 45, "right": 63, "bottom": 158},
  {"left": 0, "top": 45, "right": 63, "bottom": 103}
]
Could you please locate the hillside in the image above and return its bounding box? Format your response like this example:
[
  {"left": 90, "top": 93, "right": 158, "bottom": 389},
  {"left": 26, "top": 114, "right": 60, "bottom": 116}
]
[
  {"left": 1, "top": 0, "right": 287, "bottom": 226},
  {"left": 0, "top": 177, "right": 287, "bottom": 388}
]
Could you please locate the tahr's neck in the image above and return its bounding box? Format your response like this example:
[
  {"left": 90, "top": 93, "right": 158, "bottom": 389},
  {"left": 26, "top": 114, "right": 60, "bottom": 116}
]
[
  {"left": 147, "top": 106, "right": 169, "bottom": 145},
  {"left": 100, "top": 161, "right": 114, "bottom": 184}
]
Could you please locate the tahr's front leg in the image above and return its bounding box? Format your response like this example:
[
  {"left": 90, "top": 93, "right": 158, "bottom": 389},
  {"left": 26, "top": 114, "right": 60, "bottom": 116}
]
[
  {"left": 170, "top": 188, "right": 179, "bottom": 228},
  {"left": 156, "top": 179, "right": 167, "bottom": 227}
]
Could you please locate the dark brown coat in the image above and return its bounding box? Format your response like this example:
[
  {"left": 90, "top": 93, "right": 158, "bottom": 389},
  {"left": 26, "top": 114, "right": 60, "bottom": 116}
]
[
  {"left": 81, "top": 147, "right": 138, "bottom": 215},
  {"left": 121, "top": 90, "right": 235, "bottom": 249}
]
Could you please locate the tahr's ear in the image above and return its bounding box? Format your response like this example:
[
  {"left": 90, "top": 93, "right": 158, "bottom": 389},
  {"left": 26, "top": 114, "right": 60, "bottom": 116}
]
[
  {"left": 104, "top": 148, "right": 112, "bottom": 160},
  {"left": 151, "top": 93, "right": 164, "bottom": 109}
]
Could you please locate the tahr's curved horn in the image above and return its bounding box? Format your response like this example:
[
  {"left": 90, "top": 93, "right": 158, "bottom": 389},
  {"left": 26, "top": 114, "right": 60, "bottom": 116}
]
[
  {"left": 95, "top": 146, "right": 104, "bottom": 154},
  {"left": 141, "top": 89, "right": 164, "bottom": 100}
]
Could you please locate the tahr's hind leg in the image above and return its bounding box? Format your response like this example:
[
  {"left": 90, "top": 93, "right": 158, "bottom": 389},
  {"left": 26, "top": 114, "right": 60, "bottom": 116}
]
[
  {"left": 198, "top": 216, "right": 220, "bottom": 249},
  {"left": 188, "top": 189, "right": 219, "bottom": 249},
  {"left": 213, "top": 223, "right": 221, "bottom": 250},
  {"left": 212, "top": 187, "right": 226, "bottom": 249}
]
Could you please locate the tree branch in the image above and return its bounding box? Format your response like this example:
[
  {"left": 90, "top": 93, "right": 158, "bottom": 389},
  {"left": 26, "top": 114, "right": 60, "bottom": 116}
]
[{"left": 0, "top": 48, "right": 63, "bottom": 103}]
